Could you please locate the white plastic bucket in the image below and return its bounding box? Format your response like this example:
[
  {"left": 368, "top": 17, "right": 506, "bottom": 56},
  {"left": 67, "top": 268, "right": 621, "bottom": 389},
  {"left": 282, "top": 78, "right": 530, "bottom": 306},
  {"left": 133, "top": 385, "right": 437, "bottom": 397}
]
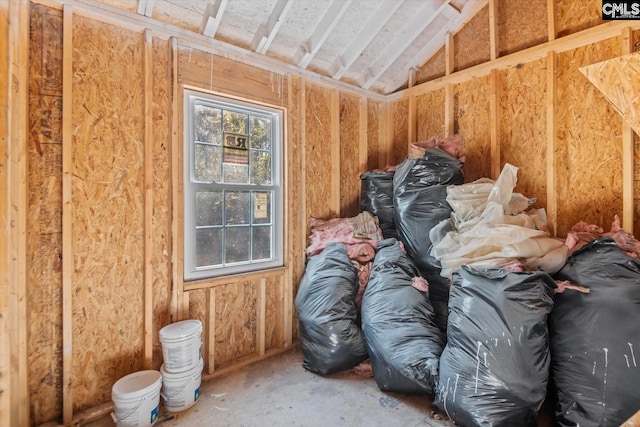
[
  {"left": 111, "top": 370, "right": 162, "bottom": 427},
  {"left": 159, "top": 320, "right": 202, "bottom": 373},
  {"left": 160, "top": 359, "right": 203, "bottom": 412}
]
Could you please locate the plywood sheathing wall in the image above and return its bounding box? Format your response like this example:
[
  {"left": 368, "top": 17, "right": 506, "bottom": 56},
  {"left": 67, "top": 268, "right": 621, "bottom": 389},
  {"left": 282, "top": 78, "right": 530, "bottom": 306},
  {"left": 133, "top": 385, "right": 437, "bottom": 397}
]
[
  {"left": 454, "top": 5, "right": 490, "bottom": 72},
  {"left": 339, "top": 93, "right": 362, "bottom": 217},
  {"left": 416, "top": 89, "right": 445, "bottom": 141},
  {"left": 555, "top": 37, "right": 623, "bottom": 235},
  {"left": 389, "top": 99, "right": 409, "bottom": 166},
  {"left": 556, "top": 0, "right": 604, "bottom": 38},
  {"left": 497, "top": 0, "right": 547, "bottom": 56}
]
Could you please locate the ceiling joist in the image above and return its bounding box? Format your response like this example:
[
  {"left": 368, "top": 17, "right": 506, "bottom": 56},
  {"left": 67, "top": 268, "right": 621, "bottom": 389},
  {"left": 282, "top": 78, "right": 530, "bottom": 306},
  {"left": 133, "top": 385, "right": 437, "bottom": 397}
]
[
  {"left": 296, "top": 0, "right": 353, "bottom": 69},
  {"left": 136, "top": 0, "right": 154, "bottom": 17},
  {"left": 250, "top": 0, "right": 293, "bottom": 55},
  {"left": 330, "top": 0, "right": 403, "bottom": 80},
  {"left": 201, "top": 0, "right": 228, "bottom": 38},
  {"left": 361, "top": 0, "right": 453, "bottom": 89}
]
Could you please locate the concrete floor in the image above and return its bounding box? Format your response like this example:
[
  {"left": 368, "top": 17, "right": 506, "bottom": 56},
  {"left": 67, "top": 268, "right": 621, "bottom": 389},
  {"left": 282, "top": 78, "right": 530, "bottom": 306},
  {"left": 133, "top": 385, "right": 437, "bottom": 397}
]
[{"left": 88, "top": 346, "right": 453, "bottom": 427}]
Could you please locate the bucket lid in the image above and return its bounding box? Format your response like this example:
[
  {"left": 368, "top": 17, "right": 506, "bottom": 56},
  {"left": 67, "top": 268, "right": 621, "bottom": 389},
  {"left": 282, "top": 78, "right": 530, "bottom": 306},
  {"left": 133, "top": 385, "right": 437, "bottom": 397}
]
[
  {"left": 159, "top": 320, "right": 202, "bottom": 341},
  {"left": 112, "top": 370, "right": 162, "bottom": 398}
]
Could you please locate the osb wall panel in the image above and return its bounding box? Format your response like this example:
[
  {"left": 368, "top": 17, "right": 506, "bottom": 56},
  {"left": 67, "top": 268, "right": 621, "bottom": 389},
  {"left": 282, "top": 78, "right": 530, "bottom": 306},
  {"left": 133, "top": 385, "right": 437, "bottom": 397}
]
[
  {"left": 151, "top": 36, "right": 173, "bottom": 370},
  {"left": 304, "top": 83, "right": 333, "bottom": 221},
  {"left": 499, "top": 59, "right": 548, "bottom": 208},
  {"left": 556, "top": 38, "right": 622, "bottom": 236},
  {"left": 339, "top": 92, "right": 361, "bottom": 217},
  {"left": 214, "top": 281, "right": 258, "bottom": 369},
  {"left": 265, "top": 274, "right": 285, "bottom": 350},
  {"left": 177, "top": 46, "right": 287, "bottom": 106},
  {"left": 390, "top": 99, "right": 409, "bottom": 166},
  {"left": 498, "top": 0, "right": 547, "bottom": 56},
  {"left": 72, "top": 16, "right": 145, "bottom": 411},
  {"left": 556, "top": 0, "right": 604, "bottom": 38},
  {"left": 366, "top": 101, "right": 381, "bottom": 170},
  {"left": 633, "top": 31, "right": 640, "bottom": 235},
  {"left": 416, "top": 89, "right": 445, "bottom": 141},
  {"left": 454, "top": 76, "right": 491, "bottom": 182},
  {"left": 27, "top": 6, "right": 63, "bottom": 422},
  {"left": 416, "top": 47, "right": 446, "bottom": 85},
  {"left": 454, "top": 5, "right": 490, "bottom": 72}
]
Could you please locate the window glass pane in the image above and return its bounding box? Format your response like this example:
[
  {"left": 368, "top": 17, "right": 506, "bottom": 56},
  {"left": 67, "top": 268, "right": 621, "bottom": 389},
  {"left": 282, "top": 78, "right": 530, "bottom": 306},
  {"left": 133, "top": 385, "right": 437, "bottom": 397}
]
[
  {"left": 250, "top": 115, "right": 271, "bottom": 150},
  {"left": 225, "top": 191, "right": 250, "bottom": 225},
  {"left": 194, "top": 104, "right": 222, "bottom": 144},
  {"left": 223, "top": 163, "right": 249, "bottom": 183},
  {"left": 252, "top": 191, "right": 271, "bottom": 224},
  {"left": 194, "top": 144, "right": 221, "bottom": 182},
  {"left": 250, "top": 151, "right": 271, "bottom": 185},
  {"left": 195, "top": 191, "right": 223, "bottom": 226},
  {"left": 225, "top": 227, "right": 250, "bottom": 263},
  {"left": 196, "top": 228, "right": 222, "bottom": 267},
  {"left": 252, "top": 226, "right": 272, "bottom": 260},
  {"left": 223, "top": 110, "right": 248, "bottom": 134}
]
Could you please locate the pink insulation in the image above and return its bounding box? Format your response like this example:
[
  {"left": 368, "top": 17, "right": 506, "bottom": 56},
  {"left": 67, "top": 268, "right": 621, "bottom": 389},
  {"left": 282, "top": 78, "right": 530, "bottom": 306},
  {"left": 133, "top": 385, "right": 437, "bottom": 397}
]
[{"left": 565, "top": 215, "right": 640, "bottom": 258}]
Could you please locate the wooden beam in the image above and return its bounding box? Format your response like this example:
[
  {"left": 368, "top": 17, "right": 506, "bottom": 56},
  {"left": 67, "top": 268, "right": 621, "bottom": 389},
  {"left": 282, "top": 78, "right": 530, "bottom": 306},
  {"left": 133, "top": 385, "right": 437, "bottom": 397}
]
[
  {"left": 250, "top": 0, "right": 293, "bottom": 54},
  {"left": 136, "top": 0, "right": 154, "bottom": 17},
  {"left": 385, "top": 102, "right": 394, "bottom": 167},
  {"left": 143, "top": 29, "right": 153, "bottom": 369},
  {"left": 62, "top": 4, "right": 74, "bottom": 424},
  {"left": 206, "top": 289, "right": 216, "bottom": 374},
  {"left": 444, "top": 83, "right": 454, "bottom": 137},
  {"left": 408, "top": 95, "right": 416, "bottom": 145},
  {"left": 330, "top": 0, "right": 403, "bottom": 79},
  {"left": 299, "top": 78, "right": 308, "bottom": 266},
  {"left": 547, "top": 0, "right": 557, "bottom": 41},
  {"left": 389, "top": 20, "right": 640, "bottom": 101},
  {"left": 330, "top": 88, "right": 340, "bottom": 216},
  {"left": 283, "top": 75, "right": 294, "bottom": 349},
  {"left": 361, "top": 0, "right": 452, "bottom": 89},
  {"left": 297, "top": 0, "right": 353, "bottom": 69},
  {"left": 621, "top": 27, "right": 634, "bottom": 233},
  {"left": 359, "top": 97, "right": 368, "bottom": 174},
  {"left": 257, "top": 278, "right": 266, "bottom": 357},
  {"left": 0, "top": 0, "right": 10, "bottom": 424},
  {"left": 489, "top": 69, "right": 501, "bottom": 179},
  {"left": 445, "top": 31, "right": 454, "bottom": 76},
  {"left": 169, "top": 36, "right": 182, "bottom": 321},
  {"left": 546, "top": 51, "right": 557, "bottom": 237},
  {"left": 489, "top": 0, "right": 498, "bottom": 60},
  {"left": 4, "top": 1, "right": 30, "bottom": 425},
  {"left": 201, "top": 0, "right": 228, "bottom": 38}
]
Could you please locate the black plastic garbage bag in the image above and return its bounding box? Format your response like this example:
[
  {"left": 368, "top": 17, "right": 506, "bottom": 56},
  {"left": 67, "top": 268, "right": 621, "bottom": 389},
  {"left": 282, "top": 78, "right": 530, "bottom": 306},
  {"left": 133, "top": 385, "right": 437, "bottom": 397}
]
[
  {"left": 437, "top": 266, "right": 555, "bottom": 426},
  {"left": 295, "top": 242, "right": 368, "bottom": 375},
  {"left": 393, "top": 148, "right": 464, "bottom": 332},
  {"left": 360, "top": 171, "right": 396, "bottom": 239},
  {"left": 550, "top": 238, "right": 640, "bottom": 427},
  {"left": 361, "top": 238, "right": 444, "bottom": 394}
]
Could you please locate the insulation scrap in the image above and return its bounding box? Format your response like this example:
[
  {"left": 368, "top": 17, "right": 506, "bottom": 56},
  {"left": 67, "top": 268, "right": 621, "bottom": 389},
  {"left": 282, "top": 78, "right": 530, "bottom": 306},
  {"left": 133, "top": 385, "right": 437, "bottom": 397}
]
[
  {"left": 411, "top": 276, "right": 429, "bottom": 292},
  {"left": 353, "top": 261, "right": 372, "bottom": 310},
  {"left": 554, "top": 280, "right": 590, "bottom": 294},
  {"left": 351, "top": 360, "right": 374, "bottom": 378},
  {"left": 347, "top": 243, "right": 376, "bottom": 264},
  {"left": 565, "top": 215, "right": 640, "bottom": 258},
  {"left": 306, "top": 211, "right": 382, "bottom": 257},
  {"left": 409, "top": 134, "right": 466, "bottom": 162}
]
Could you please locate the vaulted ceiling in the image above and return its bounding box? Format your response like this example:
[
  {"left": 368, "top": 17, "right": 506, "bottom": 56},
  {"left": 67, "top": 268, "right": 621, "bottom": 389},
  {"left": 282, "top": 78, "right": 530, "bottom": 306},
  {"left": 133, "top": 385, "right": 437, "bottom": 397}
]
[{"left": 90, "top": 0, "right": 485, "bottom": 94}]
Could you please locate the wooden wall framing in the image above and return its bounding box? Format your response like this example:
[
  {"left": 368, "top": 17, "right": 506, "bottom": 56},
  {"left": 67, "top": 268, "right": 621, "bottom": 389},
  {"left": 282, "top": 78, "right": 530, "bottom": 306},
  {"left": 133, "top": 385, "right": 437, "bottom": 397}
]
[
  {"left": 7, "top": 0, "right": 640, "bottom": 425},
  {"left": 393, "top": 0, "right": 640, "bottom": 238},
  {"left": 16, "top": 2, "right": 387, "bottom": 424}
]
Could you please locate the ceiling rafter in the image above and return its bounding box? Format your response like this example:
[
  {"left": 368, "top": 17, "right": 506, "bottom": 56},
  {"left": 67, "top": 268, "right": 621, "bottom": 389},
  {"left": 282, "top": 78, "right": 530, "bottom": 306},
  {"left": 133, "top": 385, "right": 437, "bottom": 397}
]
[
  {"left": 384, "top": 0, "right": 486, "bottom": 93},
  {"left": 250, "top": 0, "right": 294, "bottom": 55},
  {"left": 360, "top": 0, "right": 453, "bottom": 90},
  {"left": 201, "top": 0, "right": 228, "bottom": 38},
  {"left": 296, "top": 0, "right": 354, "bottom": 69},
  {"left": 329, "top": 0, "right": 403, "bottom": 80},
  {"left": 136, "top": 0, "right": 154, "bottom": 17}
]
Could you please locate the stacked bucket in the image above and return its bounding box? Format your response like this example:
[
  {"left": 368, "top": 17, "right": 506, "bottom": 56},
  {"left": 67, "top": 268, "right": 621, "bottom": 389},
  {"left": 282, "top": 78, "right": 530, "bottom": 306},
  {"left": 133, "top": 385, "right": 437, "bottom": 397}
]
[
  {"left": 110, "top": 320, "right": 203, "bottom": 426},
  {"left": 159, "top": 319, "right": 204, "bottom": 413}
]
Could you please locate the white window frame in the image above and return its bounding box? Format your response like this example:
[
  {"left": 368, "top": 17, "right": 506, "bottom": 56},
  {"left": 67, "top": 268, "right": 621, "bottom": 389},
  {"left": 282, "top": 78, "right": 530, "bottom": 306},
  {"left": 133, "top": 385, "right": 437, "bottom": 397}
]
[{"left": 183, "top": 89, "right": 284, "bottom": 281}]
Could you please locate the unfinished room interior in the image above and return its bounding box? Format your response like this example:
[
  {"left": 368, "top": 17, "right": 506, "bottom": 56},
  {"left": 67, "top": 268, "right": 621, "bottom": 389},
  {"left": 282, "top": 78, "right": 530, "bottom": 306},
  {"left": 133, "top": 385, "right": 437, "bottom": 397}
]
[{"left": 3, "top": 0, "right": 640, "bottom": 425}]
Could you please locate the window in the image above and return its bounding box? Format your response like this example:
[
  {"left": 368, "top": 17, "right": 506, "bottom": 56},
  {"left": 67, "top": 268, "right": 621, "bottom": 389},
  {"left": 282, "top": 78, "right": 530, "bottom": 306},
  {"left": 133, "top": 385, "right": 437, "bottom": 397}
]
[{"left": 183, "top": 90, "right": 283, "bottom": 281}]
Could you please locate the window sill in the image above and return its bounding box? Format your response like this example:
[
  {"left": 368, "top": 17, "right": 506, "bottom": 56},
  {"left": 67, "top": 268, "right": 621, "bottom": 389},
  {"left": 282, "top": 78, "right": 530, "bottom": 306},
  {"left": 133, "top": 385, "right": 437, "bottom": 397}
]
[{"left": 183, "top": 266, "right": 287, "bottom": 291}]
